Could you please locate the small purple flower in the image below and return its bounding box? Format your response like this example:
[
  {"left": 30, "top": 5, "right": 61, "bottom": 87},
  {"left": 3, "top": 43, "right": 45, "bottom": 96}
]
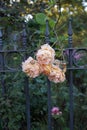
[
  {"left": 64, "top": 49, "right": 83, "bottom": 60},
  {"left": 74, "top": 53, "right": 83, "bottom": 60}
]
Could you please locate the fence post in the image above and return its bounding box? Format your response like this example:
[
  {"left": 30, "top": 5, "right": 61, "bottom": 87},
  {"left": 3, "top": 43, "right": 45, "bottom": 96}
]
[
  {"left": 0, "top": 29, "right": 8, "bottom": 130},
  {"left": 22, "top": 23, "right": 31, "bottom": 130},
  {"left": 0, "top": 29, "right": 6, "bottom": 96},
  {"left": 45, "top": 20, "right": 52, "bottom": 130},
  {"left": 68, "top": 18, "right": 74, "bottom": 130}
]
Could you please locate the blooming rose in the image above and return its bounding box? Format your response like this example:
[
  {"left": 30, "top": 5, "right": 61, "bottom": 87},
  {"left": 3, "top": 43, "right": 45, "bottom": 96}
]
[
  {"left": 36, "top": 44, "right": 55, "bottom": 65},
  {"left": 22, "top": 57, "right": 41, "bottom": 78},
  {"left": 40, "top": 64, "right": 51, "bottom": 75},
  {"left": 51, "top": 107, "right": 60, "bottom": 115},
  {"left": 48, "top": 64, "right": 65, "bottom": 83},
  {"left": 51, "top": 107, "right": 62, "bottom": 119},
  {"left": 41, "top": 44, "right": 55, "bottom": 57}
]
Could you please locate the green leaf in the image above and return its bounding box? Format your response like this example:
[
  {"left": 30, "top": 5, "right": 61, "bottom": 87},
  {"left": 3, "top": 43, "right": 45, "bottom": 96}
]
[
  {"left": 35, "top": 13, "right": 47, "bottom": 25},
  {"left": 49, "top": 19, "right": 55, "bottom": 28}
]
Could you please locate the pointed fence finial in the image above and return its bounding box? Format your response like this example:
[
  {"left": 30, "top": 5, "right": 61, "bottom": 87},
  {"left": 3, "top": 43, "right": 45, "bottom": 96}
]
[
  {"left": 0, "top": 29, "right": 3, "bottom": 49},
  {"left": 68, "top": 18, "right": 73, "bottom": 47},
  {"left": 45, "top": 20, "right": 50, "bottom": 44},
  {"left": 68, "top": 18, "right": 73, "bottom": 36},
  {"left": 22, "top": 22, "right": 27, "bottom": 48}
]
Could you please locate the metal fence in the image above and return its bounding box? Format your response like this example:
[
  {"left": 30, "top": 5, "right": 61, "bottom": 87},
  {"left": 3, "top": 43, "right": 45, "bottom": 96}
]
[{"left": 0, "top": 19, "right": 87, "bottom": 130}]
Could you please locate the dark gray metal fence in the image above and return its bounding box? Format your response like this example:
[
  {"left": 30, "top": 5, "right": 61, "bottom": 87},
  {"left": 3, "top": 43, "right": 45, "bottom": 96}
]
[{"left": 0, "top": 19, "right": 87, "bottom": 130}]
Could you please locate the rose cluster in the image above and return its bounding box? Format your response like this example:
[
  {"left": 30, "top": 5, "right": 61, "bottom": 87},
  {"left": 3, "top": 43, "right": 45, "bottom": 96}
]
[{"left": 22, "top": 44, "right": 66, "bottom": 83}]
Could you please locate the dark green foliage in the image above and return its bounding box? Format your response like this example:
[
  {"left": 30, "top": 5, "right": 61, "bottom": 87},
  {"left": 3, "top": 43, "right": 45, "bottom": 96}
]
[{"left": 0, "top": 73, "right": 25, "bottom": 130}]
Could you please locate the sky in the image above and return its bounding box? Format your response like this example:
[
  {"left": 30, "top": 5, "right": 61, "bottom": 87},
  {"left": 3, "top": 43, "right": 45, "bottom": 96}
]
[{"left": 82, "top": 1, "right": 87, "bottom": 11}]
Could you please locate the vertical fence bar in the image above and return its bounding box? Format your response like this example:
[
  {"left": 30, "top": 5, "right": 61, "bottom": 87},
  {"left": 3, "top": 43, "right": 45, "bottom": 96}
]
[
  {"left": 68, "top": 18, "right": 74, "bottom": 130},
  {"left": 0, "top": 29, "right": 5, "bottom": 96},
  {"left": 45, "top": 20, "right": 52, "bottom": 130},
  {"left": 47, "top": 78, "right": 52, "bottom": 130},
  {"left": 22, "top": 23, "right": 31, "bottom": 130},
  {"left": 0, "top": 29, "right": 7, "bottom": 130}
]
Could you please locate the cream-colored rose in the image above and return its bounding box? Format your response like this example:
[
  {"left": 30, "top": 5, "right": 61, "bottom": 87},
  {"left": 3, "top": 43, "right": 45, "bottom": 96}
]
[
  {"left": 36, "top": 49, "right": 54, "bottom": 64},
  {"left": 36, "top": 44, "right": 55, "bottom": 65},
  {"left": 40, "top": 64, "right": 51, "bottom": 76},
  {"left": 22, "top": 57, "right": 41, "bottom": 78},
  {"left": 41, "top": 44, "right": 55, "bottom": 57},
  {"left": 48, "top": 64, "right": 65, "bottom": 83}
]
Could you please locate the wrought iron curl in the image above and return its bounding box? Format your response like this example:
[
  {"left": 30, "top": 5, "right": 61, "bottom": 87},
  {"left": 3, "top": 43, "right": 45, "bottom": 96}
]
[
  {"left": 72, "top": 48, "right": 87, "bottom": 68},
  {"left": 4, "top": 51, "right": 23, "bottom": 71},
  {"left": 0, "top": 23, "right": 29, "bottom": 72}
]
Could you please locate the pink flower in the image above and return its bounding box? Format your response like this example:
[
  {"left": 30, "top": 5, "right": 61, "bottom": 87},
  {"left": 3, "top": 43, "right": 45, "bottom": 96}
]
[
  {"left": 51, "top": 107, "right": 62, "bottom": 116},
  {"left": 51, "top": 107, "right": 59, "bottom": 115}
]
